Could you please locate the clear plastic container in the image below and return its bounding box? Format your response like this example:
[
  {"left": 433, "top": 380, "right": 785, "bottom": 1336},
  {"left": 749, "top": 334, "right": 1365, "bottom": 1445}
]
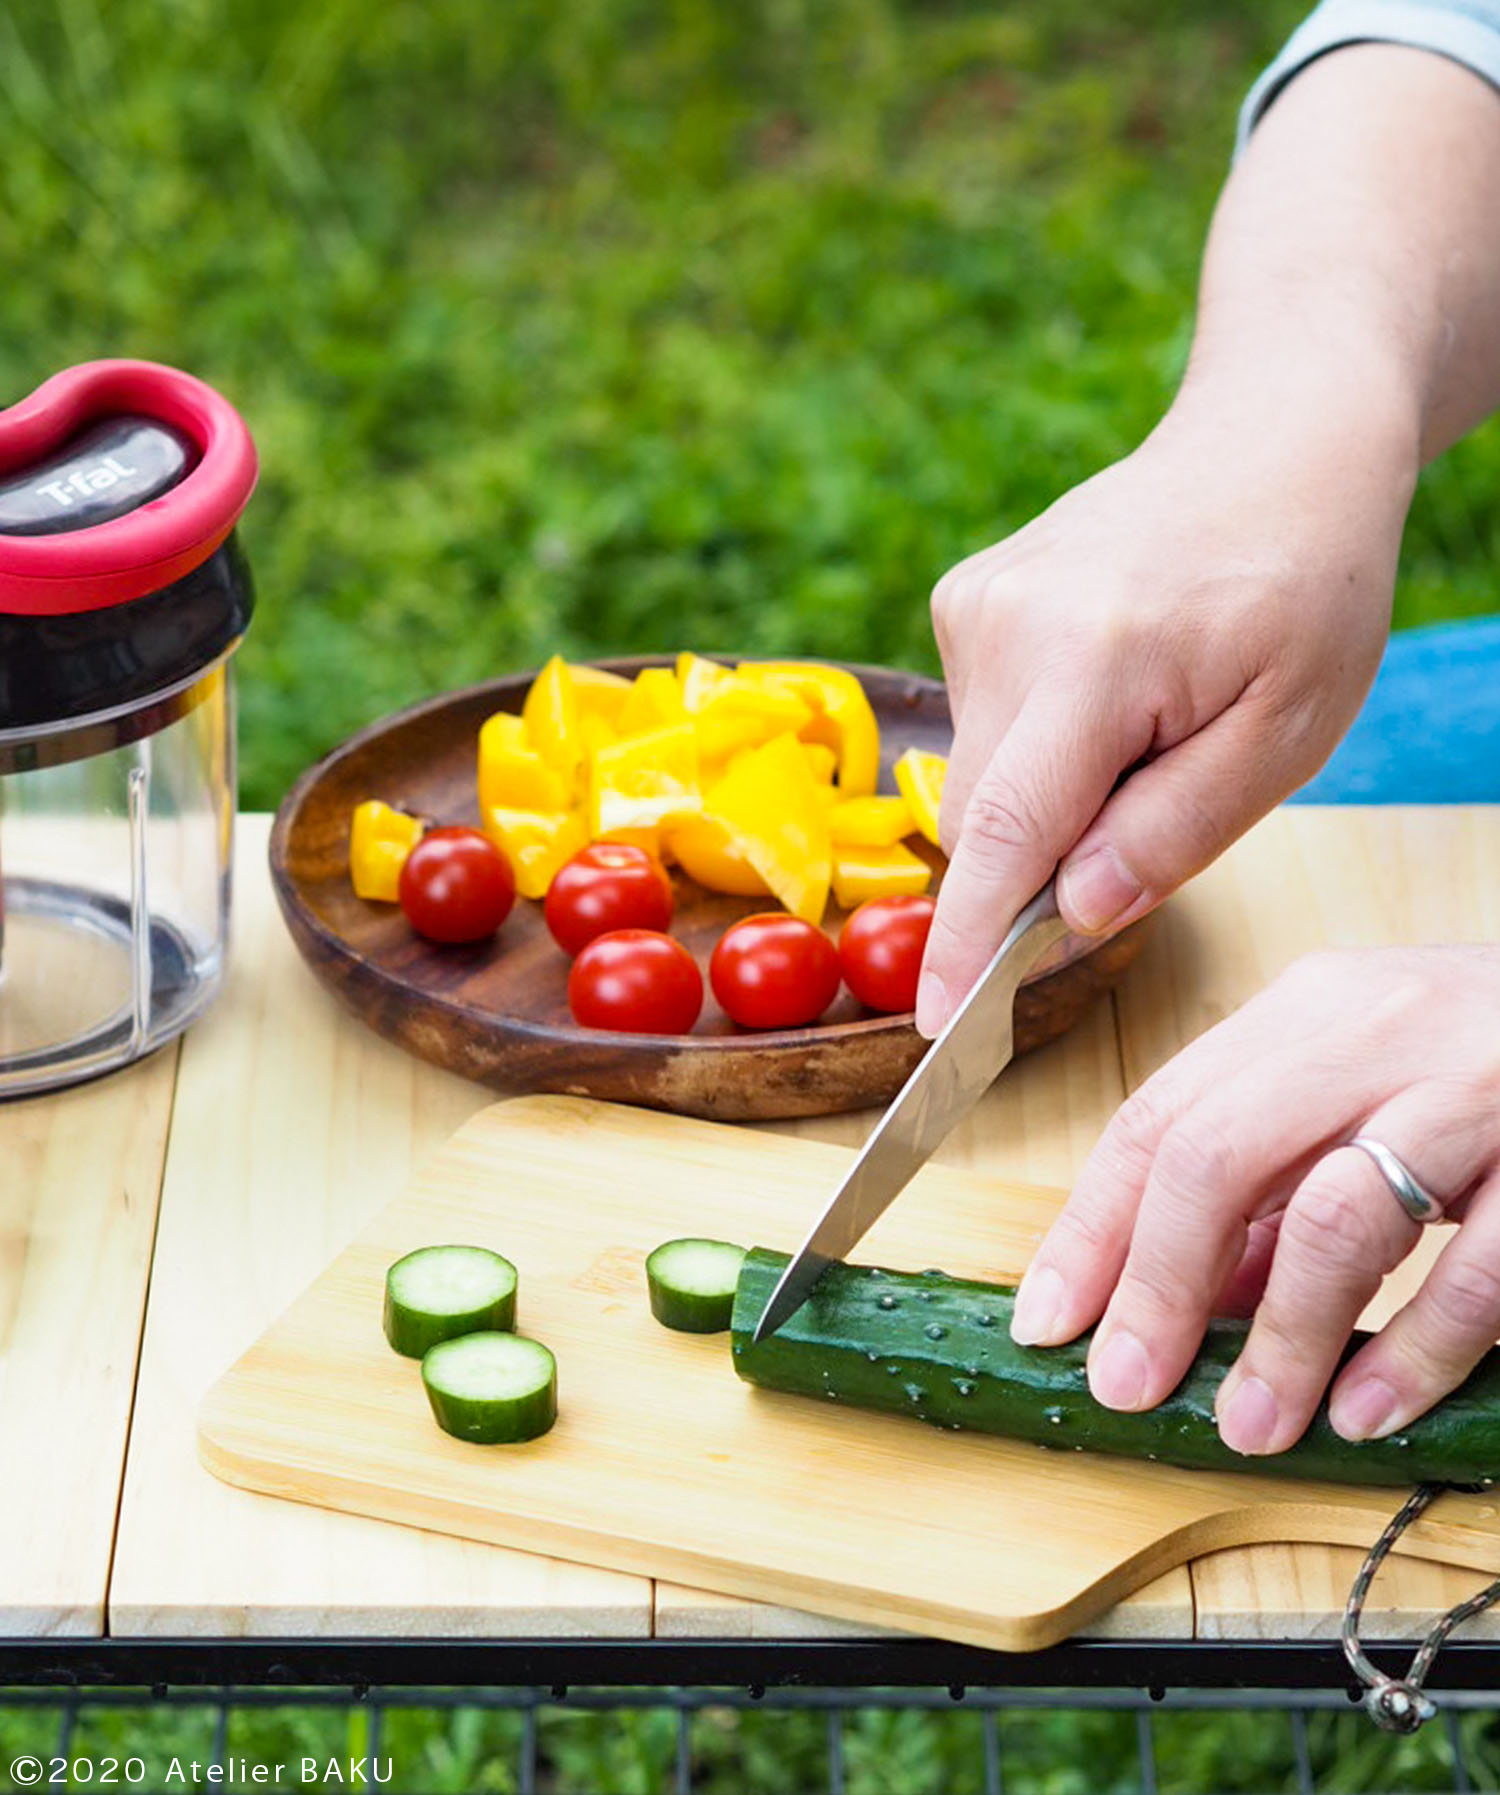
[{"left": 0, "top": 360, "right": 257, "bottom": 1097}]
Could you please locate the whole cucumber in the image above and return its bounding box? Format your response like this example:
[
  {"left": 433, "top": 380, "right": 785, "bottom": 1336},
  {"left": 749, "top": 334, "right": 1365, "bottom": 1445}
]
[{"left": 730, "top": 1249, "right": 1500, "bottom": 1487}]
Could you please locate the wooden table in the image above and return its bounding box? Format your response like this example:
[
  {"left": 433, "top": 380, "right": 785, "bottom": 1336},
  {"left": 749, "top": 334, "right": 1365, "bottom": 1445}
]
[{"left": 5, "top": 806, "right": 1500, "bottom": 1662}]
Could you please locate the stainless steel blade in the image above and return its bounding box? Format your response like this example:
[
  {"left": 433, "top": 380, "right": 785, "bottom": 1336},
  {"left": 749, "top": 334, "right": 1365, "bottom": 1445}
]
[{"left": 751, "top": 878, "right": 1067, "bottom": 1342}]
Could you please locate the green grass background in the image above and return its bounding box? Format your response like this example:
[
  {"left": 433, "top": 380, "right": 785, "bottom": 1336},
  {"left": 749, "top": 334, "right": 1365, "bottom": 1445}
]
[
  {"left": 5, "top": 0, "right": 1500, "bottom": 1785},
  {"left": 4, "top": 0, "right": 1497, "bottom": 810}
]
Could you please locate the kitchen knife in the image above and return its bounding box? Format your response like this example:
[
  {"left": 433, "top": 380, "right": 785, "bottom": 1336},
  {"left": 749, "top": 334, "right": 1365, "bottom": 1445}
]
[{"left": 751, "top": 877, "right": 1068, "bottom": 1342}]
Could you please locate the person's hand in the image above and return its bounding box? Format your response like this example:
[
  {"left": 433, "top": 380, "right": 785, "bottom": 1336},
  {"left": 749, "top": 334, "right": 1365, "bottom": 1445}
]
[
  {"left": 915, "top": 398, "right": 1415, "bottom": 1037},
  {"left": 1010, "top": 946, "right": 1500, "bottom": 1452}
]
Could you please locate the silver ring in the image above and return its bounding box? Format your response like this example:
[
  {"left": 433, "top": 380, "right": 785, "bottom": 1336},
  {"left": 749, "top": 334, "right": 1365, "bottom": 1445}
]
[{"left": 1348, "top": 1136, "right": 1445, "bottom": 1225}]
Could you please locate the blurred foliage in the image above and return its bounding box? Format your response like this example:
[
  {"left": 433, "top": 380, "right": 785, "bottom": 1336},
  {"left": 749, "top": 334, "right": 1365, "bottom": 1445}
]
[
  {"left": 6, "top": 1697, "right": 1500, "bottom": 1791},
  {"left": 7, "top": 0, "right": 1497, "bottom": 806}
]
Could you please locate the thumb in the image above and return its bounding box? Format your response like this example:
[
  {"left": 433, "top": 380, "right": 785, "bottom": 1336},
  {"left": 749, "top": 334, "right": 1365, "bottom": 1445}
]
[{"left": 1056, "top": 700, "right": 1311, "bottom": 935}]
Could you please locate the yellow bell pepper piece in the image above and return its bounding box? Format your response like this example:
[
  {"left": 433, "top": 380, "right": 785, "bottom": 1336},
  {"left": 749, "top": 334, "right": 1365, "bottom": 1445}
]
[
  {"left": 349, "top": 799, "right": 424, "bottom": 902},
  {"left": 692, "top": 674, "right": 814, "bottom": 766},
  {"left": 600, "top": 825, "right": 667, "bottom": 860},
  {"left": 829, "top": 794, "right": 915, "bottom": 849},
  {"left": 666, "top": 815, "right": 771, "bottom": 897},
  {"left": 521, "top": 653, "right": 584, "bottom": 788},
  {"left": 802, "top": 742, "right": 838, "bottom": 783},
  {"left": 578, "top": 713, "right": 618, "bottom": 759},
  {"left": 616, "top": 666, "right": 686, "bottom": 736},
  {"left": 677, "top": 652, "right": 731, "bottom": 713},
  {"left": 735, "top": 661, "right": 880, "bottom": 797},
  {"left": 481, "top": 805, "right": 588, "bottom": 900},
  {"left": 568, "top": 664, "right": 632, "bottom": 729},
  {"left": 477, "top": 711, "right": 572, "bottom": 814},
  {"left": 589, "top": 722, "right": 703, "bottom": 838},
  {"left": 831, "top": 841, "right": 932, "bottom": 909},
  {"left": 893, "top": 747, "right": 947, "bottom": 847},
  {"left": 703, "top": 732, "right": 831, "bottom": 923}
]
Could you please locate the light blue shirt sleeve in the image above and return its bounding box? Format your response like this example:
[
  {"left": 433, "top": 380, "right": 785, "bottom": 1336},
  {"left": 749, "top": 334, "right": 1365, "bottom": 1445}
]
[{"left": 1237, "top": 0, "right": 1500, "bottom": 153}]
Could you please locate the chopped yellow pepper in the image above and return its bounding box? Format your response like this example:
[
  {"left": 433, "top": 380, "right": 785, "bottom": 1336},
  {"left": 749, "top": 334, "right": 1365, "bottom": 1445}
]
[
  {"left": 589, "top": 722, "right": 703, "bottom": 838},
  {"left": 801, "top": 742, "right": 838, "bottom": 783},
  {"left": 481, "top": 805, "right": 588, "bottom": 900},
  {"left": 893, "top": 747, "right": 947, "bottom": 846},
  {"left": 569, "top": 664, "right": 632, "bottom": 729},
  {"left": 831, "top": 841, "right": 932, "bottom": 909},
  {"left": 578, "top": 713, "right": 618, "bottom": 760},
  {"left": 692, "top": 674, "right": 814, "bottom": 766},
  {"left": 349, "top": 799, "right": 425, "bottom": 902},
  {"left": 703, "top": 732, "right": 831, "bottom": 923},
  {"left": 477, "top": 711, "right": 572, "bottom": 814},
  {"left": 521, "top": 653, "right": 584, "bottom": 789},
  {"left": 735, "top": 661, "right": 880, "bottom": 797},
  {"left": 677, "top": 651, "right": 731, "bottom": 713},
  {"left": 616, "top": 666, "right": 686, "bottom": 736},
  {"left": 829, "top": 794, "right": 915, "bottom": 848},
  {"left": 666, "top": 815, "right": 771, "bottom": 897}
]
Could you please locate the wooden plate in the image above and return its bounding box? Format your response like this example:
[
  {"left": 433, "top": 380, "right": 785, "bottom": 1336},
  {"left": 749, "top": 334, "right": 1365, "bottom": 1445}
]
[{"left": 268, "top": 658, "right": 1151, "bottom": 1120}]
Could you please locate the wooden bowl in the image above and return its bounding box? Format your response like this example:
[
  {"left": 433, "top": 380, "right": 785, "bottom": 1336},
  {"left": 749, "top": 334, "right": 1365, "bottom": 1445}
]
[{"left": 269, "top": 658, "right": 1151, "bottom": 1120}]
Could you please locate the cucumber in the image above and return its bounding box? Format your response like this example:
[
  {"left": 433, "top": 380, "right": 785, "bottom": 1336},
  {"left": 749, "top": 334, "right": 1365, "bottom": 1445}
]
[
  {"left": 421, "top": 1332, "right": 558, "bottom": 1443},
  {"left": 383, "top": 1245, "right": 518, "bottom": 1359},
  {"left": 730, "top": 1249, "right": 1500, "bottom": 1488},
  {"left": 647, "top": 1238, "right": 747, "bottom": 1333}
]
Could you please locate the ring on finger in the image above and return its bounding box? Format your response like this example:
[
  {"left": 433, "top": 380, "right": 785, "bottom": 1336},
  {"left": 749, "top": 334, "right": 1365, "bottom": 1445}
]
[{"left": 1347, "top": 1136, "right": 1446, "bottom": 1225}]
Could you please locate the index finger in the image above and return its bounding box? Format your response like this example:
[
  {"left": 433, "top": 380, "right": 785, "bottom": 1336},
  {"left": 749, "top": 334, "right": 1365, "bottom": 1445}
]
[{"left": 915, "top": 691, "right": 1137, "bottom": 1038}]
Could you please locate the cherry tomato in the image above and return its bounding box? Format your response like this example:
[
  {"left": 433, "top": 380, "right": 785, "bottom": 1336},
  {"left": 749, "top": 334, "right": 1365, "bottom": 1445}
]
[
  {"left": 837, "top": 894, "right": 935, "bottom": 1013},
  {"left": 709, "top": 913, "right": 841, "bottom": 1030},
  {"left": 545, "top": 842, "right": 674, "bottom": 956},
  {"left": 398, "top": 826, "right": 516, "bottom": 943},
  {"left": 568, "top": 929, "right": 704, "bottom": 1034}
]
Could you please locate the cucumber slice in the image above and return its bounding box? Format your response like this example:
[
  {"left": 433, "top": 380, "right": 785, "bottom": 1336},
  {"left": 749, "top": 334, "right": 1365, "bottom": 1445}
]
[
  {"left": 646, "top": 1237, "right": 747, "bottom": 1333},
  {"left": 383, "top": 1245, "right": 518, "bottom": 1359},
  {"left": 421, "top": 1332, "right": 558, "bottom": 1443}
]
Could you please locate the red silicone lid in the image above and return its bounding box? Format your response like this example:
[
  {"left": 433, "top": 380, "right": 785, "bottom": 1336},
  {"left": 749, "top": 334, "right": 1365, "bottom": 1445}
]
[{"left": 0, "top": 359, "right": 258, "bottom": 616}]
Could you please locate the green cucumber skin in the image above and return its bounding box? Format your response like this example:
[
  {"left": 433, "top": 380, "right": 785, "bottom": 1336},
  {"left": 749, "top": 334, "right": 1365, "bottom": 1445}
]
[
  {"left": 421, "top": 1339, "right": 558, "bottom": 1445},
  {"left": 648, "top": 1280, "right": 733, "bottom": 1333},
  {"left": 730, "top": 1250, "right": 1500, "bottom": 1488},
  {"left": 383, "top": 1284, "right": 516, "bottom": 1360}
]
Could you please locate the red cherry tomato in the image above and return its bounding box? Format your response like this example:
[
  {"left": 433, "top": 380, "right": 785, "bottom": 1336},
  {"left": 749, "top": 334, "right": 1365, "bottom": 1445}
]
[
  {"left": 837, "top": 894, "right": 935, "bottom": 1013},
  {"left": 398, "top": 826, "right": 515, "bottom": 944},
  {"left": 709, "top": 913, "right": 841, "bottom": 1030},
  {"left": 545, "top": 842, "right": 674, "bottom": 956},
  {"left": 568, "top": 929, "right": 704, "bottom": 1034}
]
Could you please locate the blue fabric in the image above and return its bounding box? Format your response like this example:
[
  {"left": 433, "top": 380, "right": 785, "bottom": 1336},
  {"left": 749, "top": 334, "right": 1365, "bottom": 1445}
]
[
  {"left": 1291, "top": 617, "right": 1500, "bottom": 802},
  {"left": 1237, "top": 0, "right": 1500, "bottom": 155}
]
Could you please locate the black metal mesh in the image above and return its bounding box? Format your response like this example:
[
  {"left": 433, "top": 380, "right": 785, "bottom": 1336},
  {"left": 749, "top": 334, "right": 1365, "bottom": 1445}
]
[{"left": 5, "top": 1685, "right": 1500, "bottom": 1793}]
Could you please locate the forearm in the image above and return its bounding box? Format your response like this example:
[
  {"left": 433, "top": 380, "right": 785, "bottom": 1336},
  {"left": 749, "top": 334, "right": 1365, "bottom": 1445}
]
[{"left": 1170, "top": 43, "right": 1500, "bottom": 475}]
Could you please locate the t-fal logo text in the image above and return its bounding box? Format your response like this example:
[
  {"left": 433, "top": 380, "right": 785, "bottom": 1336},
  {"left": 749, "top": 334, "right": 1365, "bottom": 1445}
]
[{"left": 35, "top": 454, "right": 138, "bottom": 508}]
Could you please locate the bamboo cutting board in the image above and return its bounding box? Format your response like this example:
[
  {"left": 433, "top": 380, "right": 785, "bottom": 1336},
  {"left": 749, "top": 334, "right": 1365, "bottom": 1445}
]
[{"left": 198, "top": 1095, "right": 1500, "bottom": 1652}]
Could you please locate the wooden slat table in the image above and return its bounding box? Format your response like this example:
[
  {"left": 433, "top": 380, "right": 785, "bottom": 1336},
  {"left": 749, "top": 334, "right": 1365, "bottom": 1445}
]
[{"left": 4, "top": 807, "right": 1499, "bottom": 1658}]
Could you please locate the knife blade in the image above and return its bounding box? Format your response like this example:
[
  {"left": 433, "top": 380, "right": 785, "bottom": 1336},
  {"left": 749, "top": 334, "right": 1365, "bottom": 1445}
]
[{"left": 751, "top": 877, "right": 1068, "bottom": 1342}]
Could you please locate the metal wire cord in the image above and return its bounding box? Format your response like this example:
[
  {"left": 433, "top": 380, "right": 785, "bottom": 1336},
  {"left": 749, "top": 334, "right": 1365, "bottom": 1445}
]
[{"left": 1343, "top": 1483, "right": 1500, "bottom": 1733}]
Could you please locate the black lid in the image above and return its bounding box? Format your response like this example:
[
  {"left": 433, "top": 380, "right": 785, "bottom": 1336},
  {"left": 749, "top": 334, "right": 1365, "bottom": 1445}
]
[{"left": 0, "top": 531, "right": 254, "bottom": 736}]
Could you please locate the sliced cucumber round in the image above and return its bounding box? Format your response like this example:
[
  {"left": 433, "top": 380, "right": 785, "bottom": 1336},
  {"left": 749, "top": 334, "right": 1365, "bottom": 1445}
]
[
  {"left": 383, "top": 1244, "right": 518, "bottom": 1359},
  {"left": 646, "top": 1237, "right": 747, "bottom": 1333},
  {"left": 421, "top": 1332, "right": 558, "bottom": 1444}
]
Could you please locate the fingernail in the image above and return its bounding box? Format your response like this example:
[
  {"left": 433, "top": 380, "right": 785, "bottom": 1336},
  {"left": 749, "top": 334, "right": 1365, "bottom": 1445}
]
[
  {"left": 1218, "top": 1375, "right": 1279, "bottom": 1456},
  {"left": 914, "top": 969, "right": 946, "bottom": 1039},
  {"left": 1090, "top": 1328, "right": 1150, "bottom": 1410},
  {"left": 1330, "top": 1375, "right": 1401, "bottom": 1441},
  {"left": 1060, "top": 846, "right": 1142, "bottom": 934},
  {"left": 1011, "top": 1266, "right": 1067, "bottom": 1346}
]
